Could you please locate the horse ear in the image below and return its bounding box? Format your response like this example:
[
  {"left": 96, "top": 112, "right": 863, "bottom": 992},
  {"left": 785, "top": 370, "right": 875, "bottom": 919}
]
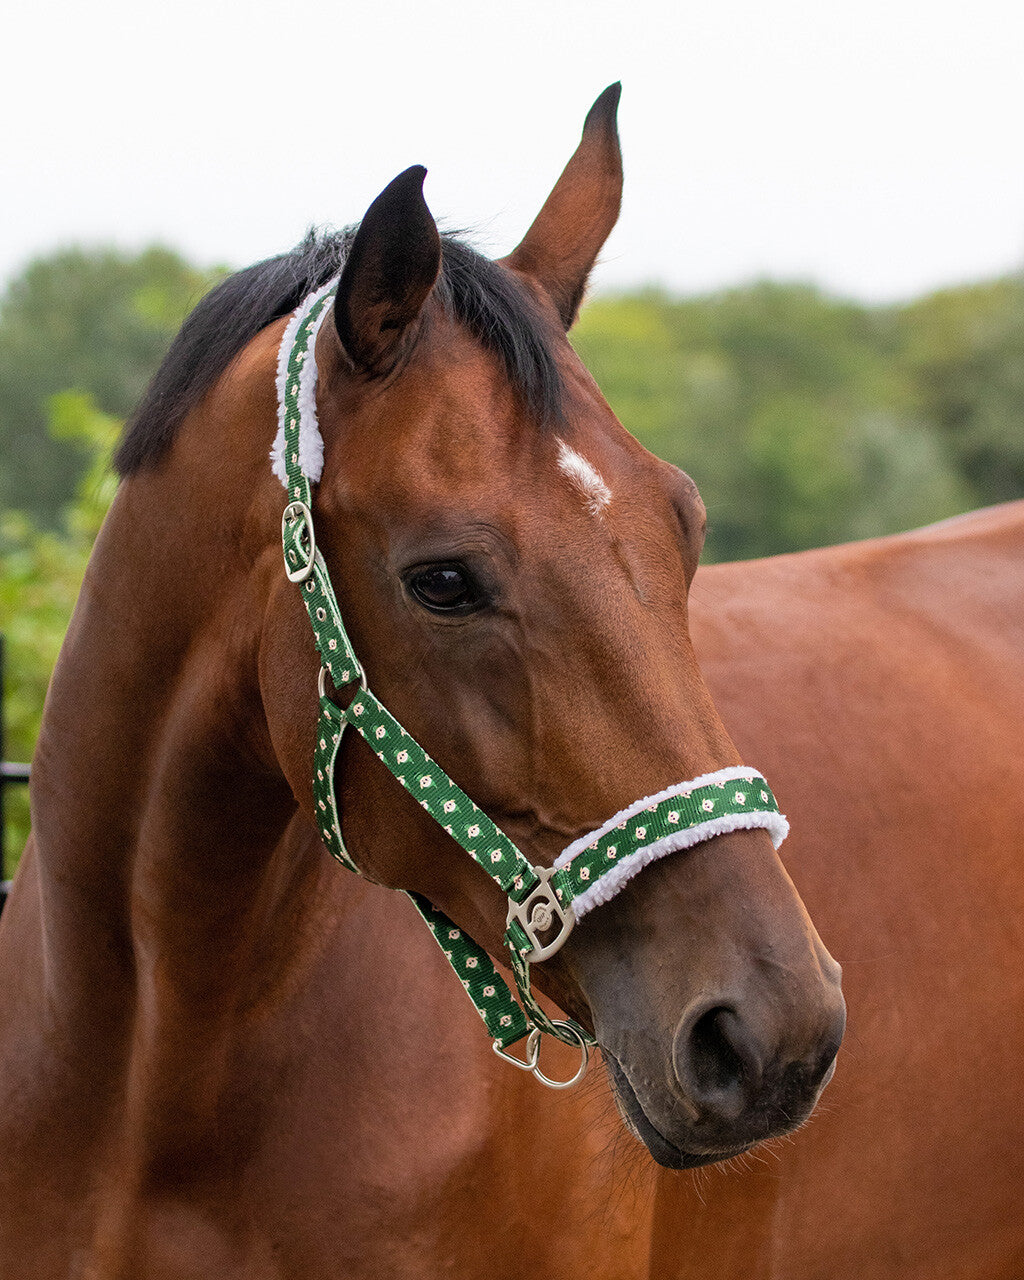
[
  {"left": 332, "top": 165, "right": 442, "bottom": 375},
  {"left": 502, "top": 83, "right": 623, "bottom": 328}
]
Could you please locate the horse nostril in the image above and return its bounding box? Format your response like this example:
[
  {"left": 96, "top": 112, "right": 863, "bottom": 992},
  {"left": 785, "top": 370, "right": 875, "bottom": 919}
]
[
  {"left": 690, "top": 1008, "right": 743, "bottom": 1094},
  {"left": 674, "top": 993, "right": 845, "bottom": 1133},
  {"left": 675, "top": 1005, "right": 761, "bottom": 1123},
  {"left": 813, "top": 1028, "right": 843, "bottom": 1090}
]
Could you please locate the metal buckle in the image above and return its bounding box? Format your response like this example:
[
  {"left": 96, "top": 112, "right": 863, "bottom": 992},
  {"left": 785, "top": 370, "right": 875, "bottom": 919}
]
[
  {"left": 506, "top": 865, "right": 575, "bottom": 963},
  {"left": 282, "top": 500, "right": 316, "bottom": 583},
  {"left": 492, "top": 1021, "right": 589, "bottom": 1090}
]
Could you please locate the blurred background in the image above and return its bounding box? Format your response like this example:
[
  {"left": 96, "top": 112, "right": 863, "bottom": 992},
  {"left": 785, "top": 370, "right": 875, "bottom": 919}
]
[{"left": 4, "top": 0, "right": 1024, "bottom": 864}]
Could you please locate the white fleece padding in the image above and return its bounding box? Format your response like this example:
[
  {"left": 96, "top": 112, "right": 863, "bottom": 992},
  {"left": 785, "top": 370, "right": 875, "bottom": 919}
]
[
  {"left": 271, "top": 278, "right": 338, "bottom": 487},
  {"left": 553, "top": 767, "right": 789, "bottom": 921}
]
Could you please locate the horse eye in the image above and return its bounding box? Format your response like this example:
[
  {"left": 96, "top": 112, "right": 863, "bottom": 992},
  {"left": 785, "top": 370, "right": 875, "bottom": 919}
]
[{"left": 408, "top": 563, "right": 482, "bottom": 614}]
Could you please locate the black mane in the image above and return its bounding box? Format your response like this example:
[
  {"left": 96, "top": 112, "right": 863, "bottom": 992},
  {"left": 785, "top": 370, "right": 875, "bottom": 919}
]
[{"left": 114, "top": 230, "right": 565, "bottom": 476}]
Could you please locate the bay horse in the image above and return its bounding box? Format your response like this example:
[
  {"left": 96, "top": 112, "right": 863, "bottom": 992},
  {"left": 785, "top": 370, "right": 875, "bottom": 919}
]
[
  {"left": 0, "top": 84, "right": 843, "bottom": 1277},
  {"left": 0, "top": 81, "right": 1017, "bottom": 1280}
]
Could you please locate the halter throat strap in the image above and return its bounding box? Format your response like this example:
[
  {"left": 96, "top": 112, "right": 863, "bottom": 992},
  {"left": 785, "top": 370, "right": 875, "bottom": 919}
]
[{"left": 275, "top": 280, "right": 789, "bottom": 1080}]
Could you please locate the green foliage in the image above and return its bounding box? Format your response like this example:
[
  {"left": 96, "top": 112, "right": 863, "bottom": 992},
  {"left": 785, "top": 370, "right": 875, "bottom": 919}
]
[
  {"left": 1, "top": 393, "right": 119, "bottom": 870},
  {"left": 572, "top": 281, "right": 976, "bottom": 561},
  {"left": 901, "top": 278, "right": 1024, "bottom": 507},
  {"left": 0, "top": 246, "right": 218, "bottom": 528}
]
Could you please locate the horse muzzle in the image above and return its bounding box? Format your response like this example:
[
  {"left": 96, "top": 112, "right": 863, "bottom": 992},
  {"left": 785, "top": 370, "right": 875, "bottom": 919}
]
[{"left": 602, "top": 967, "right": 846, "bottom": 1169}]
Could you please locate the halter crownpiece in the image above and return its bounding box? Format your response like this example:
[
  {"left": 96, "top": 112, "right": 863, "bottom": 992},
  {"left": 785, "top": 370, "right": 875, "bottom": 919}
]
[{"left": 276, "top": 280, "right": 789, "bottom": 1088}]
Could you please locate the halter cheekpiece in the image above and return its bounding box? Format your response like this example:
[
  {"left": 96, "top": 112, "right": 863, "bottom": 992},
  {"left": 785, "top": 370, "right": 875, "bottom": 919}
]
[{"left": 275, "top": 281, "right": 789, "bottom": 1088}]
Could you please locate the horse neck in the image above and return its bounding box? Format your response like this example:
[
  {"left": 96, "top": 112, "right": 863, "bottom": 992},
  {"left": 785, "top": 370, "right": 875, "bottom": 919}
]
[{"left": 28, "top": 332, "right": 318, "bottom": 1023}]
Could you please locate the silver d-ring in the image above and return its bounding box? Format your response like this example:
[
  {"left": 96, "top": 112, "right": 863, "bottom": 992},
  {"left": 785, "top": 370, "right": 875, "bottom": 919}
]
[
  {"left": 492, "top": 1035, "right": 542, "bottom": 1073},
  {"left": 282, "top": 501, "right": 316, "bottom": 583},
  {"left": 526, "top": 1021, "right": 590, "bottom": 1089},
  {"left": 318, "top": 662, "right": 365, "bottom": 702}
]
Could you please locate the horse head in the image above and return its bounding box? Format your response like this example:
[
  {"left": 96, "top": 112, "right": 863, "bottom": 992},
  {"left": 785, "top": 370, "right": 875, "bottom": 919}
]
[{"left": 256, "top": 85, "right": 845, "bottom": 1169}]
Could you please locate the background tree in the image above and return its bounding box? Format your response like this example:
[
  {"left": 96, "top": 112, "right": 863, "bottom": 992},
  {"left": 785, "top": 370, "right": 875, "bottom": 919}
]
[
  {"left": 571, "top": 281, "right": 973, "bottom": 561},
  {"left": 0, "top": 246, "right": 218, "bottom": 527},
  {"left": 900, "top": 276, "right": 1024, "bottom": 508}
]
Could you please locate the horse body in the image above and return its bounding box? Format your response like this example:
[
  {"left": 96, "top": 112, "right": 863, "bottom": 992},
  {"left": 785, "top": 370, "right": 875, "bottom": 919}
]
[{"left": 664, "top": 502, "right": 1024, "bottom": 1280}]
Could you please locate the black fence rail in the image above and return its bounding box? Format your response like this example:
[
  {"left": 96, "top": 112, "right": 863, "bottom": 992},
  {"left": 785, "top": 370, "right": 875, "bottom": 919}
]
[{"left": 1, "top": 635, "right": 30, "bottom": 914}]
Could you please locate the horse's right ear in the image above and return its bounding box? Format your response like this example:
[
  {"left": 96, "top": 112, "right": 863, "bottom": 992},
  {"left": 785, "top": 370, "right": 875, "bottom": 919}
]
[{"left": 332, "top": 165, "right": 442, "bottom": 375}]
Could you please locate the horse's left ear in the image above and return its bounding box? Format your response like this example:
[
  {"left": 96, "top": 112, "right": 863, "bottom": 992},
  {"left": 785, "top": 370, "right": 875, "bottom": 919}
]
[
  {"left": 502, "top": 83, "right": 623, "bottom": 329},
  {"left": 332, "top": 165, "right": 442, "bottom": 375}
]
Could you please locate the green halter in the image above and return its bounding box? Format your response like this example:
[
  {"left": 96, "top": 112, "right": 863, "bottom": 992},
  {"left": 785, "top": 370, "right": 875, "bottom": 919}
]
[{"left": 276, "top": 280, "right": 788, "bottom": 1088}]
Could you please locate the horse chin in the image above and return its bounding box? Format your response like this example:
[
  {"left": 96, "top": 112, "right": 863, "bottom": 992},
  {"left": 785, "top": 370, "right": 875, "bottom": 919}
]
[{"left": 603, "top": 1053, "right": 759, "bottom": 1171}]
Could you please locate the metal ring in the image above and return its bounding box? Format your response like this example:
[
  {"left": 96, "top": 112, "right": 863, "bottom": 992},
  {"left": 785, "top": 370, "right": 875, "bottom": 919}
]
[
  {"left": 526, "top": 1021, "right": 590, "bottom": 1089},
  {"left": 282, "top": 501, "right": 316, "bottom": 583},
  {"left": 318, "top": 663, "right": 365, "bottom": 702}
]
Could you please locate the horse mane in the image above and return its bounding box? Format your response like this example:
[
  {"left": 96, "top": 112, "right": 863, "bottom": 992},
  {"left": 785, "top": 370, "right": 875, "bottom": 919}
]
[{"left": 114, "top": 229, "right": 565, "bottom": 477}]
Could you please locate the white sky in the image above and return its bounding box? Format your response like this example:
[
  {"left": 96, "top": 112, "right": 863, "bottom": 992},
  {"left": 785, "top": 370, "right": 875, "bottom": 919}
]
[{"left": 4, "top": 0, "right": 1024, "bottom": 302}]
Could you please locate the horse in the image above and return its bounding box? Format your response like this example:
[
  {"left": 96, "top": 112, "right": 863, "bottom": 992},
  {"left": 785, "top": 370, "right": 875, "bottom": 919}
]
[
  {"left": 1, "top": 80, "right": 1016, "bottom": 1280},
  {"left": 0, "top": 83, "right": 845, "bottom": 1277}
]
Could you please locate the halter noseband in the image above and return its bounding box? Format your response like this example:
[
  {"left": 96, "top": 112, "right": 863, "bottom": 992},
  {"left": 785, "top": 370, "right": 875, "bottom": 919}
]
[{"left": 275, "top": 281, "right": 788, "bottom": 1088}]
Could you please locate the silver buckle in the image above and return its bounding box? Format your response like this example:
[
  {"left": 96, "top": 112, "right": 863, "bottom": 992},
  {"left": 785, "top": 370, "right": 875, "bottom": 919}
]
[
  {"left": 282, "top": 500, "right": 316, "bottom": 583},
  {"left": 506, "top": 865, "right": 575, "bottom": 963}
]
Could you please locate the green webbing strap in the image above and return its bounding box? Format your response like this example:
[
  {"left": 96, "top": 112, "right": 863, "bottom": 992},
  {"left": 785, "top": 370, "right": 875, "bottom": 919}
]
[
  {"left": 310, "top": 698, "right": 531, "bottom": 1046},
  {"left": 342, "top": 689, "right": 537, "bottom": 900},
  {"left": 407, "top": 894, "right": 531, "bottom": 1047},
  {"left": 278, "top": 278, "right": 788, "bottom": 1066},
  {"left": 278, "top": 282, "right": 563, "bottom": 1050},
  {"left": 545, "top": 774, "right": 784, "bottom": 911},
  {"left": 312, "top": 686, "right": 575, "bottom": 1048},
  {"left": 311, "top": 698, "right": 358, "bottom": 875},
  {"left": 279, "top": 291, "right": 363, "bottom": 693}
]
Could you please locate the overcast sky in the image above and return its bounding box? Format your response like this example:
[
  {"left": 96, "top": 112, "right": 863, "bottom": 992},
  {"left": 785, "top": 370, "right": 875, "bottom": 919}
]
[{"left": 4, "top": 0, "right": 1024, "bottom": 302}]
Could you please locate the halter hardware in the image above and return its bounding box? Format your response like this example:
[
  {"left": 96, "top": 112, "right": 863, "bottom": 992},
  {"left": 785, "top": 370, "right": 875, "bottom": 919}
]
[
  {"left": 506, "top": 865, "right": 575, "bottom": 963},
  {"left": 275, "top": 278, "right": 789, "bottom": 1089},
  {"left": 282, "top": 501, "right": 316, "bottom": 583},
  {"left": 492, "top": 1033, "right": 541, "bottom": 1073},
  {"left": 527, "top": 1022, "right": 590, "bottom": 1089},
  {"left": 493, "top": 1020, "right": 589, "bottom": 1089},
  {"left": 319, "top": 662, "right": 364, "bottom": 701}
]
